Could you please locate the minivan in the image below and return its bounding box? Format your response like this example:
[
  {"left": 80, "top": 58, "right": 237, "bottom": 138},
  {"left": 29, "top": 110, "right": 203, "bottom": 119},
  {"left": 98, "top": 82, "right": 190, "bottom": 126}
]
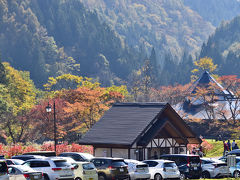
[{"left": 160, "top": 154, "right": 202, "bottom": 179}]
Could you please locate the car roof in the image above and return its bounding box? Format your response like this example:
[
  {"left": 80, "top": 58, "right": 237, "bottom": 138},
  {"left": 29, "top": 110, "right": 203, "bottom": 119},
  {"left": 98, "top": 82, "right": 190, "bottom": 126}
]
[
  {"left": 12, "top": 155, "right": 45, "bottom": 158},
  {"left": 124, "top": 159, "right": 147, "bottom": 165},
  {"left": 92, "top": 157, "right": 124, "bottom": 160},
  {"left": 144, "top": 159, "right": 174, "bottom": 163}
]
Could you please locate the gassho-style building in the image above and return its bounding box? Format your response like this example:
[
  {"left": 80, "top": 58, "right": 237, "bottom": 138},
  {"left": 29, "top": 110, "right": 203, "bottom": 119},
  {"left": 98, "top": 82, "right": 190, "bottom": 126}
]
[{"left": 79, "top": 102, "right": 201, "bottom": 160}]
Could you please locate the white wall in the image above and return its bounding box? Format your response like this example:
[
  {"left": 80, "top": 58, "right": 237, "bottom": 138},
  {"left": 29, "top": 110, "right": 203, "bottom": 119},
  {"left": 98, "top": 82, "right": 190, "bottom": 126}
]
[
  {"left": 94, "top": 148, "right": 129, "bottom": 158},
  {"left": 95, "top": 148, "right": 111, "bottom": 157},
  {"left": 112, "top": 149, "right": 128, "bottom": 159}
]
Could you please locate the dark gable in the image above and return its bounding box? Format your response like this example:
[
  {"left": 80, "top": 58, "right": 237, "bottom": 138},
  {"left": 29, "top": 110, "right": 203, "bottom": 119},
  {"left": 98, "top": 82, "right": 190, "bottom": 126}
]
[{"left": 79, "top": 103, "right": 201, "bottom": 147}]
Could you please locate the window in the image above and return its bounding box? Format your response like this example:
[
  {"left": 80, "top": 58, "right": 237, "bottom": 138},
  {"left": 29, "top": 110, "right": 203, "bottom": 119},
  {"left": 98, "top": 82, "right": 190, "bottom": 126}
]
[
  {"left": 30, "top": 161, "right": 50, "bottom": 167},
  {"left": 6, "top": 160, "right": 14, "bottom": 165},
  {"left": 54, "top": 160, "right": 71, "bottom": 167},
  {"left": 111, "top": 160, "right": 126, "bottom": 167},
  {"left": 92, "top": 159, "right": 108, "bottom": 167},
  {"left": 143, "top": 161, "right": 158, "bottom": 167},
  {"left": 82, "top": 163, "right": 95, "bottom": 170},
  {"left": 163, "top": 162, "right": 177, "bottom": 168},
  {"left": 71, "top": 154, "right": 84, "bottom": 161},
  {"left": 0, "top": 162, "right": 7, "bottom": 173}
]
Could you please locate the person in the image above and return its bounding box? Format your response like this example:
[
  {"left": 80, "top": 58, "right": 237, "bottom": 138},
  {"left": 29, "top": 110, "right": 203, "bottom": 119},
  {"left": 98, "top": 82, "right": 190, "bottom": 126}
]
[
  {"left": 232, "top": 140, "right": 236, "bottom": 150},
  {"left": 227, "top": 140, "right": 231, "bottom": 151},
  {"left": 234, "top": 143, "right": 239, "bottom": 150},
  {"left": 223, "top": 140, "right": 229, "bottom": 155},
  {"left": 153, "top": 151, "right": 158, "bottom": 159},
  {"left": 192, "top": 147, "right": 196, "bottom": 155}
]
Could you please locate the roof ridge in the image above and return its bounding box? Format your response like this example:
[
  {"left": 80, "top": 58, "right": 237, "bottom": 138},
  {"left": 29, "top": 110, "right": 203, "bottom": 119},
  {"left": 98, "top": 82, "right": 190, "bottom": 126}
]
[{"left": 113, "top": 102, "right": 168, "bottom": 106}]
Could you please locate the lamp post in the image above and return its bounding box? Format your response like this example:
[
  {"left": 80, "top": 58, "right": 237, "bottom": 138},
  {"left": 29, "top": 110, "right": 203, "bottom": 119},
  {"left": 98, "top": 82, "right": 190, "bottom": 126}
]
[{"left": 46, "top": 101, "right": 57, "bottom": 152}]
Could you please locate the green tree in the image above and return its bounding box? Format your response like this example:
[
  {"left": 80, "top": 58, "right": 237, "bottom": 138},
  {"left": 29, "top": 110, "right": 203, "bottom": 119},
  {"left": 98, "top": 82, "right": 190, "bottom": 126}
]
[{"left": 0, "top": 62, "right": 36, "bottom": 143}]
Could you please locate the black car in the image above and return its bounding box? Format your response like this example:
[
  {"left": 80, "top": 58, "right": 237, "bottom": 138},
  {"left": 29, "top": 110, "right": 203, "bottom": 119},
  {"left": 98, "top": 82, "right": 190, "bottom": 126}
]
[
  {"left": 160, "top": 154, "right": 202, "bottom": 179},
  {"left": 91, "top": 157, "right": 129, "bottom": 180}
]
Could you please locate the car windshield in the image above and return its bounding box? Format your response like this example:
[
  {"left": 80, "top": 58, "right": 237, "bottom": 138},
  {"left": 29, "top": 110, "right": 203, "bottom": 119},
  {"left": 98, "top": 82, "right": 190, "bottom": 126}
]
[
  {"left": 112, "top": 160, "right": 126, "bottom": 167},
  {"left": 54, "top": 160, "right": 71, "bottom": 167},
  {"left": 83, "top": 163, "right": 95, "bottom": 170},
  {"left": 189, "top": 156, "right": 200, "bottom": 163},
  {"left": 0, "top": 162, "right": 7, "bottom": 173},
  {"left": 164, "top": 162, "right": 177, "bottom": 168},
  {"left": 12, "top": 159, "right": 24, "bottom": 165}
]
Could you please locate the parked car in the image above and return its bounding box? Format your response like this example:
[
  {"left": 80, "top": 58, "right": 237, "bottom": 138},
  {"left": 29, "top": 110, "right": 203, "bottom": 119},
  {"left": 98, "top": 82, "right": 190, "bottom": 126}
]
[
  {"left": 124, "top": 159, "right": 150, "bottom": 180},
  {"left": 201, "top": 157, "right": 230, "bottom": 178},
  {"left": 91, "top": 157, "right": 129, "bottom": 180},
  {"left": 160, "top": 154, "right": 202, "bottom": 179},
  {"left": 11, "top": 155, "right": 46, "bottom": 161},
  {"left": 58, "top": 157, "right": 98, "bottom": 180},
  {"left": 5, "top": 159, "right": 24, "bottom": 165},
  {"left": 0, "top": 155, "right": 5, "bottom": 159},
  {"left": 23, "top": 158, "right": 74, "bottom": 180},
  {"left": 8, "top": 165, "right": 43, "bottom": 180},
  {"left": 143, "top": 159, "right": 180, "bottom": 180},
  {"left": 58, "top": 152, "right": 94, "bottom": 162},
  {"left": 23, "top": 151, "right": 56, "bottom": 157},
  {"left": 219, "top": 149, "right": 240, "bottom": 162},
  {"left": 0, "top": 160, "right": 9, "bottom": 180},
  {"left": 229, "top": 157, "right": 240, "bottom": 178}
]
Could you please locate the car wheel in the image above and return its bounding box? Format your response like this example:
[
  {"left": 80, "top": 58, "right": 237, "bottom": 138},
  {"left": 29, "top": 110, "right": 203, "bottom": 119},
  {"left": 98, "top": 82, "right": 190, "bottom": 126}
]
[
  {"left": 179, "top": 173, "right": 185, "bottom": 180},
  {"left": 202, "top": 171, "right": 210, "bottom": 178},
  {"left": 75, "top": 178, "right": 82, "bottom": 180},
  {"left": 98, "top": 174, "right": 106, "bottom": 180},
  {"left": 234, "top": 171, "right": 240, "bottom": 178},
  {"left": 154, "top": 173, "right": 162, "bottom": 180},
  {"left": 43, "top": 174, "right": 50, "bottom": 180}
]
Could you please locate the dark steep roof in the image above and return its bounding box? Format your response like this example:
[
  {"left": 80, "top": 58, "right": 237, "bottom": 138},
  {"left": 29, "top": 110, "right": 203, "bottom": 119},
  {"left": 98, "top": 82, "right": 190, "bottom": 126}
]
[
  {"left": 79, "top": 103, "right": 201, "bottom": 147},
  {"left": 190, "top": 71, "right": 231, "bottom": 96}
]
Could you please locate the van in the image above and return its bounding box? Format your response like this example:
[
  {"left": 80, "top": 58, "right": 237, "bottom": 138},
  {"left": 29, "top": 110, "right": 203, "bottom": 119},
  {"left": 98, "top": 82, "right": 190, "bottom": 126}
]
[{"left": 160, "top": 154, "right": 202, "bottom": 179}]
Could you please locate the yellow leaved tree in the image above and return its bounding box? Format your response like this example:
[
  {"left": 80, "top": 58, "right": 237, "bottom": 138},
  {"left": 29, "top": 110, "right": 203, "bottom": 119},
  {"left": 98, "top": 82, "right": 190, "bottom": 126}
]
[{"left": 191, "top": 57, "right": 218, "bottom": 82}]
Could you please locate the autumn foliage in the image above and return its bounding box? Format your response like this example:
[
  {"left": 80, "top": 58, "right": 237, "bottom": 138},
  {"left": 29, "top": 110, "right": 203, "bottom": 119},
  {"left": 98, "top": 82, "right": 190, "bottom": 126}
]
[{"left": 0, "top": 143, "right": 92, "bottom": 158}]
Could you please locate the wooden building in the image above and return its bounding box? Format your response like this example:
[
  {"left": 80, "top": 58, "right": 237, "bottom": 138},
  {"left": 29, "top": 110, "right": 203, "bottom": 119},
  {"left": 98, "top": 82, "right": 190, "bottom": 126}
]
[{"left": 79, "top": 103, "right": 201, "bottom": 160}]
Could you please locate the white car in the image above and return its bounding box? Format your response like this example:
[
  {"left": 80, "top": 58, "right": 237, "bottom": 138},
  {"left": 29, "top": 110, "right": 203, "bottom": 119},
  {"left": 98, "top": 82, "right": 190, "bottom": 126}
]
[
  {"left": 23, "top": 158, "right": 74, "bottom": 180},
  {"left": 143, "top": 160, "right": 180, "bottom": 180},
  {"left": 8, "top": 165, "right": 43, "bottom": 180},
  {"left": 58, "top": 152, "right": 94, "bottom": 162},
  {"left": 0, "top": 160, "right": 9, "bottom": 180},
  {"left": 124, "top": 159, "right": 150, "bottom": 180},
  {"left": 201, "top": 157, "right": 230, "bottom": 178}
]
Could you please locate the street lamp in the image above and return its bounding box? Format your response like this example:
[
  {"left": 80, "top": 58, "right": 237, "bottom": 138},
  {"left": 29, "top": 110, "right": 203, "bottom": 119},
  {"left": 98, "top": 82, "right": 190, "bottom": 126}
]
[{"left": 45, "top": 101, "right": 57, "bottom": 152}]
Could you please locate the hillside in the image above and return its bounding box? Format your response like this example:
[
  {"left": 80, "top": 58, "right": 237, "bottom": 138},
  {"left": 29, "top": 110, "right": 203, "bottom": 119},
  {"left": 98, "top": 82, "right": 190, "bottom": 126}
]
[
  {"left": 80, "top": 0, "right": 214, "bottom": 64},
  {"left": 200, "top": 16, "right": 240, "bottom": 76},
  {"left": 0, "top": 0, "right": 142, "bottom": 87},
  {"left": 183, "top": 0, "right": 240, "bottom": 26}
]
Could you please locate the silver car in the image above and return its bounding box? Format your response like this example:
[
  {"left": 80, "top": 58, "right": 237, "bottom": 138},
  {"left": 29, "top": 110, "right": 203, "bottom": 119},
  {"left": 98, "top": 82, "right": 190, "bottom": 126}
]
[
  {"left": 8, "top": 165, "right": 43, "bottom": 180},
  {"left": 229, "top": 157, "right": 240, "bottom": 178},
  {"left": 124, "top": 159, "right": 150, "bottom": 180},
  {"left": 201, "top": 158, "right": 230, "bottom": 178}
]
